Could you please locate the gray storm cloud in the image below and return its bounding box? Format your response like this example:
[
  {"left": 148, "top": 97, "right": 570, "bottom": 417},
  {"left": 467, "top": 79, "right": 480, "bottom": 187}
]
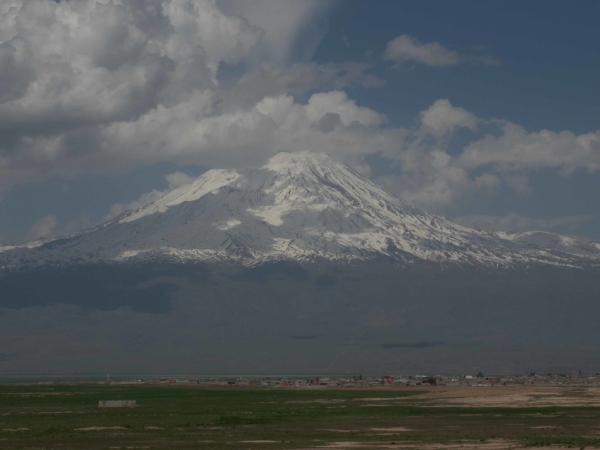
[{"left": 0, "top": 0, "right": 399, "bottom": 195}]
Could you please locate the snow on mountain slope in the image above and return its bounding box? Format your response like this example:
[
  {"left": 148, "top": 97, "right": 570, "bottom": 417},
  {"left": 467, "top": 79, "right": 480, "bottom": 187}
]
[
  {"left": 497, "top": 231, "right": 600, "bottom": 258},
  {"left": 0, "top": 238, "right": 55, "bottom": 253},
  {"left": 0, "top": 152, "right": 597, "bottom": 270}
]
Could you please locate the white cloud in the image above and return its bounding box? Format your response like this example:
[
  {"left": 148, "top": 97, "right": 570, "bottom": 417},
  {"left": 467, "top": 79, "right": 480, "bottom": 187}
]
[
  {"left": 103, "top": 190, "right": 166, "bottom": 222},
  {"left": 459, "top": 122, "right": 600, "bottom": 174},
  {"left": 383, "top": 34, "right": 499, "bottom": 68},
  {"left": 376, "top": 99, "right": 600, "bottom": 216},
  {"left": 377, "top": 162, "right": 501, "bottom": 214},
  {"left": 28, "top": 215, "right": 58, "bottom": 241},
  {"left": 419, "top": 99, "right": 477, "bottom": 137},
  {"left": 58, "top": 212, "right": 94, "bottom": 238},
  {"left": 373, "top": 99, "right": 494, "bottom": 213},
  {"left": 217, "top": 0, "right": 337, "bottom": 63},
  {"left": 44, "top": 90, "right": 397, "bottom": 177},
  {"left": 6, "top": 211, "right": 93, "bottom": 244},
  {"left": 223, "top": 61, "right": 384, "bottom": 108},
  {"left": 453, "top": 212, "right": 594, "bottom": 235},
  {"left": 165, "top": 171, "right": 194, "bottom": 189},
  {"left": 103, "top": 171, "right": 193, "bottom": 222},
  {"left": 384, "top": 35, "right": 460, "bottom": 67}
]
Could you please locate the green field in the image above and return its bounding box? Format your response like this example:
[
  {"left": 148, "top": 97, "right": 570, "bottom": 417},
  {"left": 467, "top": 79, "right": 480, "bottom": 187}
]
[{"left": 1, "top": 384, "right": 600, "bottom": 449}]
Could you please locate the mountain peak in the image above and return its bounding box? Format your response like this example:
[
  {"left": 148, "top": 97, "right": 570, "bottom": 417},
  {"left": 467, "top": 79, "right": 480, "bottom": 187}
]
[{"left": 264, "top": 151, "right": 334, "bottom": 171}]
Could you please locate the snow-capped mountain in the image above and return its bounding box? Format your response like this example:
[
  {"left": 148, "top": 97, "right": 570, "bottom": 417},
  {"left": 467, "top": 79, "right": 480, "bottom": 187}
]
[{"left": 1, "top": 152, "right": 598, "bottom": 271}]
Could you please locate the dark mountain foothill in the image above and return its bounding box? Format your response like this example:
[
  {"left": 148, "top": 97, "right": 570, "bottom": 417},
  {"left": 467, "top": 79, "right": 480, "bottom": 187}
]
[{"left": 1, "top": 259, "right": 599, "bottom": 374}]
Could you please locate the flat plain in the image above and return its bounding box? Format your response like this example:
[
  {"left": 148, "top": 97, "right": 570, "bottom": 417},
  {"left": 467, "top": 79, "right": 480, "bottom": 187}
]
[{"left": 2, "top": 384, "right": 600, "bottom": 449}]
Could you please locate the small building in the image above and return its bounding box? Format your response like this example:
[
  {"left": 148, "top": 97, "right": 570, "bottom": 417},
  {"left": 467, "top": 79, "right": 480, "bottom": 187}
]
[{"left": 99, "top": 400, "right": 136, "bottom": 408}]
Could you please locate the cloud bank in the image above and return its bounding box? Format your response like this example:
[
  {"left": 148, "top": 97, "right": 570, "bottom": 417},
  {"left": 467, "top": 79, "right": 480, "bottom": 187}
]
[
  {"left": 0, "top": 0, "right": 390, "bottom": 195},
  {"left": 1, "top": 1, "right": 598, "bottom": 241}
]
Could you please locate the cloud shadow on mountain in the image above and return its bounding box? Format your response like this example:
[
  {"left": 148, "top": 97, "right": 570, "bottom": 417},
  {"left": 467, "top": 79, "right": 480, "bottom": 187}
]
[
  {"left": 316, "top": 274, "right": 337, "bottom": 288},
  {"left": 226, "top": 261, "right": 309, "bottom": 283},
  {"left": 0, "top": 265, "right": 179, "bottom": 313}
]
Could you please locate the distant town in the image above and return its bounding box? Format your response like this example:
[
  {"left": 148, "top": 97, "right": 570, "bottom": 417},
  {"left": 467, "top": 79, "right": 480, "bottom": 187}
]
[{"left": 30, "top": 372, "right": 600, "bottom": 388}]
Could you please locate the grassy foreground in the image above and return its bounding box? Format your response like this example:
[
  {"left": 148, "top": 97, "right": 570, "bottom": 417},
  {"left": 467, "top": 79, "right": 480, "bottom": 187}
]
[{"left": 1, "top": 384, "right": 600, "bottom": 449}]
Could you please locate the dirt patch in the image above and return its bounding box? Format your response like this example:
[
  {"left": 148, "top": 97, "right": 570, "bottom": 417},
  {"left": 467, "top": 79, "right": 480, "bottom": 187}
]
[
  {"left": 320, "top": 443, "right": 395, "bottom": 449},
  {"left": 109, "top": 447, "right": 151, "bottom": 449},
  {"left": 321, "top": 429, "right": 360, "bottom": 433},
  {"left": 144, "top": 426, "right": 163, "bottom": 430},
  {"left": 1, "top": 392, "right": 73, "bottom": 396},
  {"left": 1, "top": 428, "right": 30, "bottom": 432},
  {"left": 415, "top": 439, "right": 558, "bottom": 450},
  {"left": 306, "top": 438, "right": 579, "bottom": 449},
  {"left": 370, "top": 427, "right": 411, "bottom": 433},
  {"left": 75, "top": 426, "right": 126, "bottom": 431},
  {"left": 109, "top": 447, "right": 150, "bottom": 449},
  {"left": 414, "top": 386, "right": 600, "bottom": 408},
  {"left": 286, "top": 399, "right": 345, "bottom": 404}
]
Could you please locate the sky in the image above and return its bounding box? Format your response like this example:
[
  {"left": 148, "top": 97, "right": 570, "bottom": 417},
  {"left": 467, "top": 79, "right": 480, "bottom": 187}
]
[{"left": 1, "top": 0, "right": 600, "bottom": 244}]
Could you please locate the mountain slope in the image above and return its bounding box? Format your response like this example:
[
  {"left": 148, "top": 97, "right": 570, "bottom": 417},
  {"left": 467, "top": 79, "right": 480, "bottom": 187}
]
[
  {"left": 1, "top": 152, "right": 597, "bottom": 270},
  {"left": 497, "top": 231, "right": 600, "bottom": 258}
]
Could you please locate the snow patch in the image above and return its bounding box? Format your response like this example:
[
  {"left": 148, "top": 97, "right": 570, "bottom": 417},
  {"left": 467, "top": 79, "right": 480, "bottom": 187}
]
[
  {"left": 120, "top": 170, "right": 240, "bottom": 223},
  {"left": 213, "top": 219, "right": 242, "bottom": 230}
]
